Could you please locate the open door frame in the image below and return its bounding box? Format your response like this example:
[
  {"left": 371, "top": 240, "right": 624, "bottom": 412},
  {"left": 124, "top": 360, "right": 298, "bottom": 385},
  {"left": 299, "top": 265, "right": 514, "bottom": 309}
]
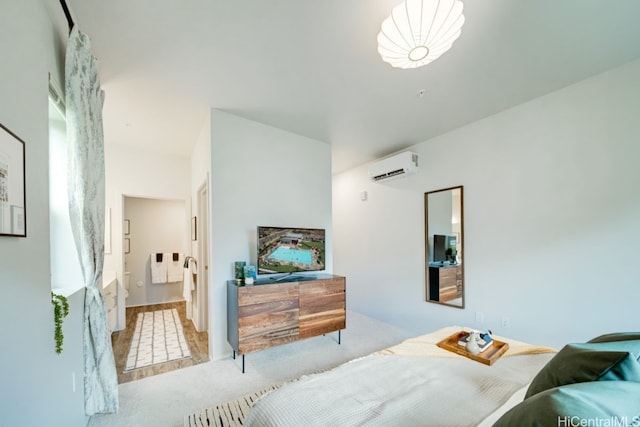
[{"left": 194, "top": 179, "right": 209, "bottom": 332}]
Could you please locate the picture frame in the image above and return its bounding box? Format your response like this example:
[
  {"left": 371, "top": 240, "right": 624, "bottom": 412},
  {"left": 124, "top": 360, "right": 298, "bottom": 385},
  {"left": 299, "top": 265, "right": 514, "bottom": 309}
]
[
  {"left": 124, "top": 237, "right": 130, "bottom": 254},
  {"left": 191, "top": 216, "right": 197, "bottom": 241},
  {"left": 124, "top": 219, "right": 130, "bottom": 235},
  {"left": 0, "top": 123, "right": 27, "bottom": 237}
]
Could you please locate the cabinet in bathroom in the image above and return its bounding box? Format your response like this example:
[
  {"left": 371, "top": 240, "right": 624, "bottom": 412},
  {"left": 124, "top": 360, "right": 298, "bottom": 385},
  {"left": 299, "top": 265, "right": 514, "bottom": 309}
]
[{"left": 103, "top": 279, "right": 117, "bottom": 333}]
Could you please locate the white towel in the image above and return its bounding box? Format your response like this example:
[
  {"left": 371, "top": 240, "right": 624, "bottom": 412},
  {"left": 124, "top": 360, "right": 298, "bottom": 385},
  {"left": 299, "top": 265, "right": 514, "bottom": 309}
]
[
  {"left": 167, "top": 252, "right": 184, "bottom": 283},
  {"left": 183, "top": 258, "right": 197, "bottom": 302},
  {"left": 150, "top": 253, "right": 167, "bottom": 284}
]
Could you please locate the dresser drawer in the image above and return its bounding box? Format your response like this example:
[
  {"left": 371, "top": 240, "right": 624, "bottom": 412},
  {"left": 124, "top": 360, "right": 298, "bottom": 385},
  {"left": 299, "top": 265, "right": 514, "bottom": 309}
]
[
  {"left": 438, "top": 268, "right": 457, "bottom": 280},
  {"left": 238, "top": 282, "right": 298, "bottom": 306},
  {"left": 299, "top": 277, "right": 345, "bottom": 296}
]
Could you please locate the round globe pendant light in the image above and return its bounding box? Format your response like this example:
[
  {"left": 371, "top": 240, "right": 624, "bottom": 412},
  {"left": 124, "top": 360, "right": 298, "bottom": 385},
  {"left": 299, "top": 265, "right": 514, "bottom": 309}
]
[{"left": 377, "top": 0, "right": 465, "bottom": 69}]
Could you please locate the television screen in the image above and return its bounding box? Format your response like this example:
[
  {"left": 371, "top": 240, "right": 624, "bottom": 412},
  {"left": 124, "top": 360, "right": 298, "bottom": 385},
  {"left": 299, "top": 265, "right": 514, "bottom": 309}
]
[
  {"left": 433, "top": 234, "right": 457, "bottom": 263},
  {"left": 257, "top": 226, "right": 325, "bottom": 274}
]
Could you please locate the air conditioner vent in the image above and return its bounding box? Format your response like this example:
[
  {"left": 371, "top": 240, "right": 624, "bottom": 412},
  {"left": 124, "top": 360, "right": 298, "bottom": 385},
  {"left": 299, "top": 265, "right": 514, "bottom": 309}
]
[
  {"left": 368, "top": 151, "right": 418, "bottom": 183},
  {"left": 372, "top": 168, "right": 406, "bottom": 181}
]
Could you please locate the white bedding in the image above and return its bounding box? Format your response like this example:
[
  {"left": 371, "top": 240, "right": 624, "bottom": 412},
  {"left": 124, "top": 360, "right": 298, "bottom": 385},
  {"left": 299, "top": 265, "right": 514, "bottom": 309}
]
[
  {"left": 245, "top": 327, "right": 556, "bottom": 427},
  {"left": 477, "top": 384, "right": 528, "bottom": 426}
]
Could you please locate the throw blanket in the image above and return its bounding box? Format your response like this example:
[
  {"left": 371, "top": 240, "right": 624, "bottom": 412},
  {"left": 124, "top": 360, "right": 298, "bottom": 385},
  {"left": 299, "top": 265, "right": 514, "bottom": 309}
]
[
  {"left": 376, "top": 325, "right": 557, "bottom": 358},
  {"left": 245, "top": 327, "right": 556, "bottom": 427}
]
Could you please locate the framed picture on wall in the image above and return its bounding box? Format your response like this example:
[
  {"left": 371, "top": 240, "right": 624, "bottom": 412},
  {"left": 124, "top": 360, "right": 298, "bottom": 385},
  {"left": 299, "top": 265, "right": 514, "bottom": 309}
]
[
  {"left": 0, "top": 123, "right": 26, "bottom": 237},
  {"left": 191, "top": 216, "right": 197, "bottom": 241}
]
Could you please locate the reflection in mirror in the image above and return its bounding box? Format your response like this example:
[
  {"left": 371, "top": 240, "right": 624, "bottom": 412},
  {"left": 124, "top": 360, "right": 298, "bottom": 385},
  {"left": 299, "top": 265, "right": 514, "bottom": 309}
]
[{"left": 425, "top": 186, "right": 464, "bottom": 308}]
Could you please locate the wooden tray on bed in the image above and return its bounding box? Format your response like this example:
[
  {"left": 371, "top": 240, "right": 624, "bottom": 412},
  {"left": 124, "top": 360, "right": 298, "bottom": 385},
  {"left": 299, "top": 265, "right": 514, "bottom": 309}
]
[{"left": 436, "top": 331, "right": 509, "bottom": 365}]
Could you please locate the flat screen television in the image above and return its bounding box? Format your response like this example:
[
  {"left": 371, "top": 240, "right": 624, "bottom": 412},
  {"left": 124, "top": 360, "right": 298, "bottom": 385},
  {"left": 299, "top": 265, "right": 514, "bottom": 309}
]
[
  {"left": 433, "top": 234, "right": 457, "bottom": 263},
  {"left": 257, "top": 226, "right": 325, "bottom": 275}
]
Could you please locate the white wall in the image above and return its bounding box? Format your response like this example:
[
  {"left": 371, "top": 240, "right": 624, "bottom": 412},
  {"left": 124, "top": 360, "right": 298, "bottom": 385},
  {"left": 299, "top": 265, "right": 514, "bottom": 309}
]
[
  {"left": 124, "top": 197, "right": 189, "bottom": 306},
  {"left": 190, "top": 117, "right": 211, "bottom": 220},
  {"left": 104, "top": 143, "right": 191, "bottom": 329},
  {"left": 209, "top": 110, "right": 332, "bottom": 359},
  {"left": 0, "top": 1, "right": 87, "bottom": 425},
  {"left": 334, "top": 58, "right": 640, "bottom": 349}
]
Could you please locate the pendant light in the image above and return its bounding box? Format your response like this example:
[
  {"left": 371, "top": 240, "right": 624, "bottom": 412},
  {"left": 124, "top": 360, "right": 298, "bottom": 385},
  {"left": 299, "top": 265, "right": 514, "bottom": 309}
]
[{"left": 377, "top": 0, "right": 465, "bottom": 69}]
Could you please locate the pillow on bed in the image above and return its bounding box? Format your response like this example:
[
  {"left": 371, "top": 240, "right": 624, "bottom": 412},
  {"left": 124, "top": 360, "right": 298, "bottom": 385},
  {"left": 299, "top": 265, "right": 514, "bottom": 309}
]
[
  {"left": 525, "top": 341, "right": 640, "bottom": 399},
  {"left": 495, "top": 381, "right": 640, "bottom": 427},
  {"left": 588, "top": 332, "right": 640, "bottom": 343}
]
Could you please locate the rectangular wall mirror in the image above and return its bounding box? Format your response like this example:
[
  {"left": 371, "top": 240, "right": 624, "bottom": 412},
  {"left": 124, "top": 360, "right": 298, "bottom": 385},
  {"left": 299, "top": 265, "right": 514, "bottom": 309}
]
[{"left": 425, "top": 185, "right": 464, "bottom": 308}]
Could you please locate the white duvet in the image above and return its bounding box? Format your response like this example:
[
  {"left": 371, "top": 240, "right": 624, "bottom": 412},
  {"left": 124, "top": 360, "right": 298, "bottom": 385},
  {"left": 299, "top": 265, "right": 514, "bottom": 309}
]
[{"left": 245, "top": 327, "right": 556, "bottom": 427}]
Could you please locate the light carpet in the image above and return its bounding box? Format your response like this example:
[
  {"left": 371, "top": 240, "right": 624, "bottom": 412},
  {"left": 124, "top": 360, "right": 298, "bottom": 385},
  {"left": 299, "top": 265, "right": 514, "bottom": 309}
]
[
  {"left": 87, "top": 311, "right": 414, "bottom": 427},
  {"left": 124, "top": 308, "right": 191, "bottom": 372}
]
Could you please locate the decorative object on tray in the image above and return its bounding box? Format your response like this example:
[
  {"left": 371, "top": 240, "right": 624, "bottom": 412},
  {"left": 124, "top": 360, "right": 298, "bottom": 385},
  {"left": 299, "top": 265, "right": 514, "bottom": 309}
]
[
  {"left": 437, "top": 330, "right": 509, "bottom": 365},
  {"left": 458, "top": 329, "right": 494, "bottom": 354},
  {"left": 465, "top": 330, "right": 482, "bottom": 355}
]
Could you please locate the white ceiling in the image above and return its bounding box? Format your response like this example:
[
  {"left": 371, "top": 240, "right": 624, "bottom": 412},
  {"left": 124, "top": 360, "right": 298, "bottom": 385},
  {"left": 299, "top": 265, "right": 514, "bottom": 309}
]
[{"left": 66, "top": 0, "right": 640, "bottom": 173}]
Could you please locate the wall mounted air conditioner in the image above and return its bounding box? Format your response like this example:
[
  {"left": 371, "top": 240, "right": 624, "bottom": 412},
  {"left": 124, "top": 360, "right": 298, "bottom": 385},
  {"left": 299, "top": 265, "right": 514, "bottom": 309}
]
[{"left": 368, "top": 151, "right": 419, "bottom": 182}]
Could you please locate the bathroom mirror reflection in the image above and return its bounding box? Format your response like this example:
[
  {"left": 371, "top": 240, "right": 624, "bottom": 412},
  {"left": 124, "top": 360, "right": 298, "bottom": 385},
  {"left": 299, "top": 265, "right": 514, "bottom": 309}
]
[{"left": 425, "top": 186, "right": 464, "bottom": 308}]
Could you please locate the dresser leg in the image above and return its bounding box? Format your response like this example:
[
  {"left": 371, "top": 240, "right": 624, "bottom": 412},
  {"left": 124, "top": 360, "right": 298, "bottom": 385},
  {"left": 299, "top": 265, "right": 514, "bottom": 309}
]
[
  {"left": 338, "top": 330, "right": 341, "bottom": 345},
  {"left": 233, "top": 350, "right": 236, "bottom": 360},
  {"left": 242, "top": 355, "right": 245, "bottom": 374}
]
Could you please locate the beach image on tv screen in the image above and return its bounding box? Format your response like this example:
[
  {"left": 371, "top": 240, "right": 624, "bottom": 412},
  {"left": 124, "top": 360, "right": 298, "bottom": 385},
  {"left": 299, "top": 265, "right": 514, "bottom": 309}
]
[{"left": 258, "top": 227, "right": 325, "bottom": 274}]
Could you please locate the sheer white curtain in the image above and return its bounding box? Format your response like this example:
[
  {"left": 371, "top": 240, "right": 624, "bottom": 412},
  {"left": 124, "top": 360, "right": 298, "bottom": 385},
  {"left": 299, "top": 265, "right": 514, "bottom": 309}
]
[{"left": 65, "top": 26, "right": 118, "bottom": 415}]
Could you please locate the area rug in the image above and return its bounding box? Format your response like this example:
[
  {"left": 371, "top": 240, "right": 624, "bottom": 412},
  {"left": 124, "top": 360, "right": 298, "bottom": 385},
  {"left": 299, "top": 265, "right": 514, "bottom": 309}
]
[
  {"left": 183, "top": 385, "right": 279, "bottom": 427},
  {"left": 184, "top": 366, "right": 334, "bottom": 427},
  {"left": 124, "top": 308, "right": 191, "bottom": 372}
]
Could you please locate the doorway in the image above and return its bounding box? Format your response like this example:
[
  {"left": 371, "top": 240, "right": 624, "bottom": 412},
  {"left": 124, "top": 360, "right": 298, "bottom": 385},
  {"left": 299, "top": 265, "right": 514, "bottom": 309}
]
[
  {"left": 110, "top": 195, "right": 210, "bottom": 383},
  {"left": 193, "top": 180, "right": 209, "bottom": 332},
  {"left": 122, "top": 196, "right": 187, "bottom": 306}
]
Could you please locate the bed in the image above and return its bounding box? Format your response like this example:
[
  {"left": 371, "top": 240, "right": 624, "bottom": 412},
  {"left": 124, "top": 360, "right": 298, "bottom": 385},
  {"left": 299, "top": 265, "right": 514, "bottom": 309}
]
[
  {"left": 246, "top": 327, "right": 640, "bottom": 426},
  {"left": 243, "top": 326, "right": 557, "bottom": 426}
]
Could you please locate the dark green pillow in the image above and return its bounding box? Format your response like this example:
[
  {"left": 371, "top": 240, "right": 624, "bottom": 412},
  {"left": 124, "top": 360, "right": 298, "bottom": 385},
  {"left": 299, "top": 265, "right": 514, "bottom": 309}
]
[
  {"left": 525, "top": 341, "right": 640, "bottom": 399},
  {"left": 495, "top": 381, "right": 640, "bottom": 427},
  {"left": 589, "top": 332, "right": 640, "bottom": 343}
]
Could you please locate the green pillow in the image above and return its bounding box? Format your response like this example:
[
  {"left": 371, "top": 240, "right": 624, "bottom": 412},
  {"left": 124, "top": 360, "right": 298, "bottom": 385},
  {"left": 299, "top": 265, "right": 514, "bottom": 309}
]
[
  {"left": 525, "top": 341, "right": 640, "bottom": 399},
  {"left": 495, "top": 381, "right": 640, "bottom": 427},
  {"left": 588, "top": 332, "right": 640, "bottom": 343}
]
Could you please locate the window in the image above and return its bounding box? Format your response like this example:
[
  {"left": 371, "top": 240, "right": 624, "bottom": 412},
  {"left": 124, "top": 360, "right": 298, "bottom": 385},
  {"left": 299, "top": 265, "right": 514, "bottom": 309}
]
[{"left": 49, "top": 82, "right": 83, "bottom": 293}]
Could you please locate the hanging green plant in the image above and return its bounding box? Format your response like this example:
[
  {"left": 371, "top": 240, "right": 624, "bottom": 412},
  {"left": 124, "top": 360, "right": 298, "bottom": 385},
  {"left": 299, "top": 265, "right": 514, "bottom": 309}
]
[{"left": 51, "top": 292, "right": 70, "bottom": 354}]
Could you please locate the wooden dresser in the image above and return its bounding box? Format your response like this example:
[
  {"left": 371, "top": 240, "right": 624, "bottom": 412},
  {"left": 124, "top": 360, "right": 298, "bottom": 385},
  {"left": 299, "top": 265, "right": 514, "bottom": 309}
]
[
  {"left": 227, "top": 274, "right": 346, "bottom": 371},
  {"left": 428, "top": 265, "right": 462, "bottom": 302}
]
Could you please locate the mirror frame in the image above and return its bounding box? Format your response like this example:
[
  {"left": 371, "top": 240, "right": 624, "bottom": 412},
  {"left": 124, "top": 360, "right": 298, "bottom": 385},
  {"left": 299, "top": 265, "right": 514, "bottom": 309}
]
[{"left": 424, "top": 185, "right": 464, "bottom": 308}]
